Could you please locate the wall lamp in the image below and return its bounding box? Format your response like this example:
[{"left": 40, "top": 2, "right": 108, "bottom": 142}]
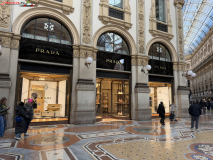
[
  {"left": 85, "top": 52, "right": 93, "bottom": 69},
  {"left": 141, "top": 60, "right": 151, "bottom": 75},
  {"left": 182, "top": 70, "right": 196, "bottom": 80}
]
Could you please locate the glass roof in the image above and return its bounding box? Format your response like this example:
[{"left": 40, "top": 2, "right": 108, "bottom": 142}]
[{"left": 183, "top": 0, "right": 213, "bottom": 55}]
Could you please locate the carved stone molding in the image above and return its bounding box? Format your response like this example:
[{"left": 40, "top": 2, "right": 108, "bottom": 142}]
[
  {"left": 131, "top": 55, "right": 149, "bottom": 66},
  {"left": 174, "top": 0, "right": 185, "bottom": 8},
  {"left": 149, "top": 0, "right": 174, "bottom": 41},
  {"left": 12, "top": 7, "right": 80, "bottom": 45},
  {"left": 0, "top": 81, "right": 11, "bottom": 88},
  {"left": 10, "top": 40, "right": 19, "bottom": 49},
  {"left": 135, "top": 83, "right": 150, "bottom": 93},
  {"left": 177, "top": 86, "right": 190, "bottom": 95},
  {"left": 0, "top": 31, "right": 21, "bottom": 49},
  {"left": 173, "top": 62, "right": 185, "bottom": 71},
  {"left": 28, "top": 0, "right": 74, "bottom": 15},
  {"left": 138, "top": 0, "right": 145, "bottom": 54},
  {"left": 0, "top": 1, "right": 11, "bottom": 29},
  {"left": 72, "top": 45, "right": 98, "bottom": 60},
  {"left": 177, "top": 8, "right": 184, "bottom": 61},
  {"left": 82, "top": 0, "right": 92, "bottom": 44},
  {"left": 1, "top": 37, "right": 11, "bottom": 48},
  {"left": 99, "top": 0, "right": 132, "bottom": 30},
  {"left": 76, "top": 79, "right": 95, "bottom": 91}
]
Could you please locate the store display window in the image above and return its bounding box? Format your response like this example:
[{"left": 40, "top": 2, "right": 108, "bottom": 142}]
[
  {"left": 19, "top": 72, "right": 70, "bottom": 119},
  {"left": 96, "top": 78, "right": 130, "bottom": 117}
]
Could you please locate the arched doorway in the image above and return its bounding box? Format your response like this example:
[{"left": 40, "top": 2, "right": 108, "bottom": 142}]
[
  {"left": 148, "top": 43, "right": 173, "bottom": 114},
  {"left": 16, "top": 17, "right": 73, "bottom": 124},
  {"left": 95, "top": 32, "right": 131, "bottom": 119}
]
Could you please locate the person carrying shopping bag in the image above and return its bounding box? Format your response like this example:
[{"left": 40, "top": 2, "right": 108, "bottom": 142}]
[
  {"left": 170, "top": 102, "right": 178, "bottom": 122},
  {"left": 0, "top": 97, "right": 10, "bottom": 138}
]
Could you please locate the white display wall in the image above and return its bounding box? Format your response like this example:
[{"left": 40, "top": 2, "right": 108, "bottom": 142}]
[{"left": 157, "top": 87, "right": 171, "bottom": 113}]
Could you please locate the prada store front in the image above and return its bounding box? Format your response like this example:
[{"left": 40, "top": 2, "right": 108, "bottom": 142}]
[
  {"left": 16, "top": 18, "right": 73, "bottom": 123},
  {"left": 148, "top": 43, "right": 174, "bottom": 114},
  {"left": 96, "top": 32, "right": 131, "bottom": 119}
]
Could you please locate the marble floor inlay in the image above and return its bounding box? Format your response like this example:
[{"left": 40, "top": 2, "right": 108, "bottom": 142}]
[{"left": 2, "top": 114, "right": 213, "bottom": 159}]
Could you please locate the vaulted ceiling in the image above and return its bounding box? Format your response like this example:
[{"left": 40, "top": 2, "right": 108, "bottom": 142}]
[{"left": 183, "top": 0, "right": 213, "bottom": 55}]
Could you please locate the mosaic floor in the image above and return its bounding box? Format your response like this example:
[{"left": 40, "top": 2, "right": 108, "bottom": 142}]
[{"left": 1, "top": 115, "right": 213, "bottom": 160}]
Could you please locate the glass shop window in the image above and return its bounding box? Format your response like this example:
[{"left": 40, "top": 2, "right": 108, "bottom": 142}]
[{"left": 155, "top": 0, "right": 166, "bottom": 22}]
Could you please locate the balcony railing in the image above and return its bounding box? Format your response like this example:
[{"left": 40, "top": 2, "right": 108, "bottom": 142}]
[
  {"left": 157, "top": 22, "right": 168, "bottom": 33},
  {"left": 109, "top": 7, "right": 124, "bottom": 20}
]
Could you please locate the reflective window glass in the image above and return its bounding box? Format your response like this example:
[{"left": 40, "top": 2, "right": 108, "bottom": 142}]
[
  {"left": 155, "top": 0, "right": 165, "bottom": 22},
  {"left": 109, "top": 0, "right": 123, "bottom": 9},
  {"left": 97, "top": 32, "right": 129, "bottom": 55},
  {"left": 22, "top": 18, "right": 72, "bottom": 45}
]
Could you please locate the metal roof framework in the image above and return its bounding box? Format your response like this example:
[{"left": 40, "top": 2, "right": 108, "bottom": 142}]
[{"left": 183, "top": 0, "right": 213, "bottom": 55}]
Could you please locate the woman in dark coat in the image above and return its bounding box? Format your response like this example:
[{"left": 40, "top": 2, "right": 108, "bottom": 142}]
[
  {"left": 157, "top": 102, "right": 165, "bottom": 125},
  {"left": 15, "top": 102, "right": 30, "bottom": 140}
]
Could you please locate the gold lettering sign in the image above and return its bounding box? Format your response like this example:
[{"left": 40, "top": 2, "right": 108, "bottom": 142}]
[
  {"left": 155, "top": 66, "right": 167, "bottom": 70},
  {"left": 106, "top": 59, "right": 123, "bottom": 64},
  {"left": 35, "top": 48, "right": 60, "bottom": 55}
]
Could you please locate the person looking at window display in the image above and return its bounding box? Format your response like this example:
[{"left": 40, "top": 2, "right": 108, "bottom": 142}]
[
  {"left": 24, "top": 99, "right": 34, "bottom": 136},
  {"left": 0, "top": 97, "right": 10, "bottom": 138}
]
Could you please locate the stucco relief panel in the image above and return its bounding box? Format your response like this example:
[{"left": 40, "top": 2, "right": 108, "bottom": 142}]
[{"left": 0, "top": 0, "right": 11, "bottom": 29}]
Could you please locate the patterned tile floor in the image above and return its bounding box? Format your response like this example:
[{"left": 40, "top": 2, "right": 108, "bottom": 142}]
[{"left": 1, "top": 114, "right": 213, "bottom": 160}]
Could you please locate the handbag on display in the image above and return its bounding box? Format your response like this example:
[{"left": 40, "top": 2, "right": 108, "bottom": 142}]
[{"left": 15, "top": 116, "right": 22, "bottom": 122}]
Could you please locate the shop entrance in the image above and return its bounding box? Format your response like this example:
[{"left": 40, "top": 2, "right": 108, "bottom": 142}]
[
  {"left": 17, "top": 71, "right": 71, "bottom": 123},
  {"left": 96, "top": 78, "right": 130, "bottom": 118},
  {"left": 149, "top": 82, "right": 172, "bottom": 114}
]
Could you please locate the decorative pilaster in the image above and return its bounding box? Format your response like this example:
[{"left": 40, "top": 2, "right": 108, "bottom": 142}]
[
  {"left": 0, "top": 1, "right": 11, "bottom": 29},
  {"left": 82, "top": 0, "right": 92, "bottom": 44},
  {"left": 174, "top": 0, "right": 185, "bottom": 61},
  {"left": 138, "top": 0, "right": 145, "bottom": 54}
]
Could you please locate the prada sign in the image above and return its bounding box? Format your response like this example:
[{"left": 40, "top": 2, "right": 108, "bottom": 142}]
[
  {"left": 97, "top": 51, "right": 131, "bottom": 71},
  {"left": 149, "top": 59, "right": 173, "bottom": 76},
  {"left": 19, "top": 38, "right": 73, "bottom": 65}
]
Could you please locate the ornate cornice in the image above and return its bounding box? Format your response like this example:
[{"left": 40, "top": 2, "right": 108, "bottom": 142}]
[
  {"left": 0, "top": 31, "right": 21, "bottom": 49},
  {"left": 174, "top": 0, "right": 185, "bottom": 9},
  {"left": 131, "top": 55, "right": 149, "bottom": 66},
  {"left": 73, "top": 45, "right": 98, "bottom": 60},
  {"left": 28, "top": 0, "right": 74, "bottom": 15}
]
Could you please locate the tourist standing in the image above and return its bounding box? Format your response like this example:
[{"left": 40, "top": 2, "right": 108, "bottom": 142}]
[
  {"left": 170, "top": 102, "right": 178, "bottom": 122},
  {"left": 15, "top": 102, "right": 30, "bottom": 140},
  {"left": 24, "top": 99, "right": 34, "bottom": 136},
  {"left": 0, "top": 98, "right": 10, "bottom": 138},
  {"left": 157, "top": 102, "right": 165, "bottom": 125},
  {"left": 189, "top": 100, "right": 202, "bottom": 131}
]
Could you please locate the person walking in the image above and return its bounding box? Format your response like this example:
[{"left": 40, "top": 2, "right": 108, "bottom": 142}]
[
  {"left": 15, "top": 102, "right": 31, "bottom": 140},
  {"left": 189, "top": 100, "right": 202, "bottom": 131},
  {"left": 170, "top": 102, "right": 178, "bottom": 122},
  {"left": 0, "top": 98, "right": 10, "bottom": 138},
  {"left": 207, "top": 99, "right": 211, "bottom": 114},
  {"left": 24, "top": 99, "right": 34, "bottom": 136},
  {"left": 157, "top": 102, "right": 165, "bottom": 125}
]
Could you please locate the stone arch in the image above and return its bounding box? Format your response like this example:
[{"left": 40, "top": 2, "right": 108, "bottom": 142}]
[
  {"left": 146, "top": 37, "right": 178, "bottom": 62},
  {"left": 93, "top": 25, "right": 137, "bottom": 55},
  {"left": 12, "top": 7, "right": 80, "bottom": 45}
]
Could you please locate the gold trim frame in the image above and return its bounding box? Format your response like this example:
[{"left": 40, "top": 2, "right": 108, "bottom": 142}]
[
  {"left": 149, "top": 0, "right": 173, "bottom": 40},
  {"left": 98, "top": 0, "right": 132, "bottom": 30},
  {"left": 27, "top": 0, "right": 74, "bottom": 15}
]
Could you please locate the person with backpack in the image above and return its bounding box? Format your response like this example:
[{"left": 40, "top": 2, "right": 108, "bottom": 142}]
[
  {"left": 189, "top": 100, "right": 202, "bottom": 131},
  {"left": 15, "top": 102, "right": 31, "bottom": 140},
  {"left": 157, "top": 102, "right": 165, "bottom": 125},
  {"left": 170, "top": 102, "right": 178, "bottom": 122}
]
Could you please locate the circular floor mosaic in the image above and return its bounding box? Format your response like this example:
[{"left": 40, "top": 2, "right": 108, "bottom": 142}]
[
  {"left": 133, "top": 128, "right": 160, "bottom": 133},
  {"left": 29, "top": 136, "right": 69, "bottom": 146}
]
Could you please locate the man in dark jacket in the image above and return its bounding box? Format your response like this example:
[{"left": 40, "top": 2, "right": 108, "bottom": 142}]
[
  {"left": 157, "top": 102, "right": 165, "bottom": 125},
  {"left": 15, "top": 102, "right": 30, "bottom": 140},
  {"left": 189, "top": 100, "right": 202, "bottom": 131}
]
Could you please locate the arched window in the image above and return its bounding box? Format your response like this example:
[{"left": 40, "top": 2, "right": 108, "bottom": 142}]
[
  {"left": 155, "top": 0, "right": 165, "bottom": 22},
  {"left": 148, "top": 43, "right": 172, "bottom": 62},
  {"left": 97, "top": 32, "right": 129, "bottom": 55},
  {"left": 22, "top": 18, "right": 72, "bottom": 45}
]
